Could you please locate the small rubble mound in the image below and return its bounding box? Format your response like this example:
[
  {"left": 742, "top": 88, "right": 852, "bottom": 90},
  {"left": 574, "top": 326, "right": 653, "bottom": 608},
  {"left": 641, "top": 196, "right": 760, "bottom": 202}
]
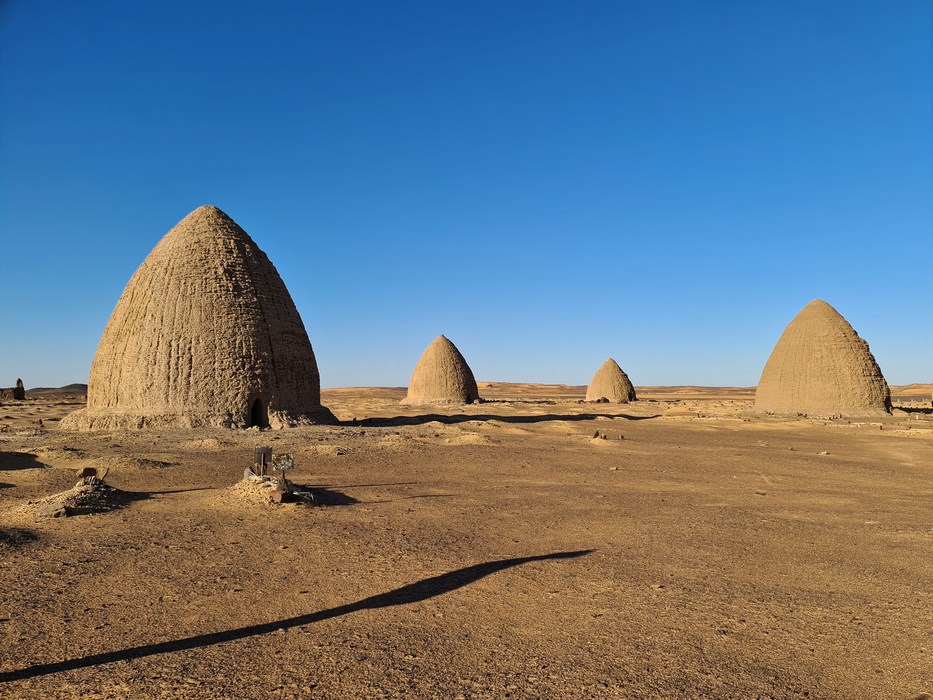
[
  {"left": 228, "top": 448, "right": 315, "bottom": 505},
  {"left": 179, "top": 437, "right": 232, "bottom": 450},
  {"left": 103, "top": 456, "right": 176, "bottom": 470},
  {"left": 32, "top": 445, "right": 86, "bottom": 461},
  {"left": 756, "top": 299, "right": 891, "bottom": 417},
  {"left": 402, "top": 335, "right": 480, "bottom": 406},
  {"left": 307, "top": 443, "right": 354, "bottom": 457},
  {"left": 586, "top": 358, "right": 637, "bottom": 403},
  {"left": 29, "top": 469, "right": 132, "bottom": 518},
  {"left": 229, "top": 470, "right": 316, "bottom": 506},
  {"left": 445, "top": 432, "right": 496, "bottom": 446}
]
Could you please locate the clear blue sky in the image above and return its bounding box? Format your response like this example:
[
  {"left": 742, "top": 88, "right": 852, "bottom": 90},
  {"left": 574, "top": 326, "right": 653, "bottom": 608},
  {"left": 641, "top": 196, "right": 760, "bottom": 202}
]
[{"left": 1, "top": 0, "right": 930, "bottom": 388}]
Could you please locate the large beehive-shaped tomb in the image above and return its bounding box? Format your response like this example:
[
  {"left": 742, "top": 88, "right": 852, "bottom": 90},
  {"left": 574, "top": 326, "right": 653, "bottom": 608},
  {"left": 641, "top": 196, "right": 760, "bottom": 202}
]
[
  {"left": 585, "top": 358, "right": 637, "bottom": 403},
  {"left": 61, "top": 205, "right": 334, "bottom": 430},
  {"left": 755, "top": 299, "right": 891, "bottom": 417},
  {"left": 401, "top": 335, "right": 480, "bottom": 406}
]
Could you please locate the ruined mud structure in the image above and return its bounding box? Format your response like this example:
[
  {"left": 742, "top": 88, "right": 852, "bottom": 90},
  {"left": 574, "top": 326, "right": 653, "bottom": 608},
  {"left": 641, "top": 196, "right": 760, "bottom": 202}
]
[
  {"left": 756, "top": 299, "right": 891, "bottom": 416},
  {"left": 401, "top": 335, "right": 480, "bottom": 406},
  {"left": 61, "top": 206, "right": 333, "bottom": 430},
  {"left": 585, "top": 358, "right": 637, "bottom": 403},
  {"left": 0, "top": 379, "right": 25, "bottom": 401}
]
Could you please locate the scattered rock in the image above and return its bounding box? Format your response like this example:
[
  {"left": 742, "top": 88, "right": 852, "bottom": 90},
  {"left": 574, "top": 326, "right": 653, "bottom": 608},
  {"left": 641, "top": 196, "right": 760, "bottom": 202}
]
[{"left": 35, "top": 503, "right": 68, "bottom": 519}]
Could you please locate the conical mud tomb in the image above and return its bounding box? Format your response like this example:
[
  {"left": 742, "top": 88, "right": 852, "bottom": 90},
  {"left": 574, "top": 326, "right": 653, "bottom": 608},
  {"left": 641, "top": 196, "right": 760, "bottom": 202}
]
[
  {"left": 62, "top": 205, "right": 334, "bottom": 430},
  {"left": 401, "top": 335, "right": 479, "bottom": 406},
  {"left": 586, "top": 358, "right": 637, "bottom": 403},
  {"left": 756, "top": 299, "right": 891, "bottom": 416}
]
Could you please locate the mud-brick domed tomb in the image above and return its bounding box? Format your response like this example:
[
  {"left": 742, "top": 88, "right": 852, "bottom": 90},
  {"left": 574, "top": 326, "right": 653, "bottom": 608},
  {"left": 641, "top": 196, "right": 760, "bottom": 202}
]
[
  {"left": 62, "top": 205, "right": 333, "bottom": 430},
  {"left": 585, "top": 358, "right": 637, "bottom": 403},
  {"left": 401, "top": 335, "right": 480, "bottom": 406},
  {"left": 755, "top": 299, "right": 891, "bottom": 417}
]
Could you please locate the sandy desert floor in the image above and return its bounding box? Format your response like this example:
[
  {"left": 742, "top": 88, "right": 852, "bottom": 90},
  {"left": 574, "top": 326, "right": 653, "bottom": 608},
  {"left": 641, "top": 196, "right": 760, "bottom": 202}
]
[{"left": 0, "top": 384, "right": 931, "bottom": 699}]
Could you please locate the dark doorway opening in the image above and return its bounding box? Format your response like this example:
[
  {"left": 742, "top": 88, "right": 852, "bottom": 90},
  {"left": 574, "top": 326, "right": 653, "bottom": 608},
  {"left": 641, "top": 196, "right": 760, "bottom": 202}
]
[{"left": 248, "top": 399, "right": 268, "bottom": 429}]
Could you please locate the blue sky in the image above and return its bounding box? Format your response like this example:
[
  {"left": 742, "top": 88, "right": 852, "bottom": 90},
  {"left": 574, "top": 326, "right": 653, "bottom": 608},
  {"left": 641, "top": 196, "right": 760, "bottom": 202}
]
[{"left": 1, "top": 0, "right": 930, "bottom": 388}]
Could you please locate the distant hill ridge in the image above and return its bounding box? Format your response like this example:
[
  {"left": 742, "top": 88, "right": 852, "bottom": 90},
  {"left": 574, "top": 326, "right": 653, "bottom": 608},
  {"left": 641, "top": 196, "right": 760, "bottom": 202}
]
[
  {"left": 22, "top": 381, "right": 931, "bottom": 398},
  {"left": 27, "top": 384, "right": 88, "bottom": 395}
]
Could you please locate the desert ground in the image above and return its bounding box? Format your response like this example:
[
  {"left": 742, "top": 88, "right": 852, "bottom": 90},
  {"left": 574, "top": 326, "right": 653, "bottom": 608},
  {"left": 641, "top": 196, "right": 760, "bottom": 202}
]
[{"left": 1, "top": 384, "right": 931, "bottom": 699}]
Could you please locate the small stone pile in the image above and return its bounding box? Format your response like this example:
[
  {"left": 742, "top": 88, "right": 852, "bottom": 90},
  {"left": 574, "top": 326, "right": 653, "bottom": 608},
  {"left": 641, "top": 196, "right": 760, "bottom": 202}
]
[
  {"left": 231, "top": 471, "right": 316, "bottom": 506},
  {"left": 30, "top": 468, "right": 129, "bottom": 518}
]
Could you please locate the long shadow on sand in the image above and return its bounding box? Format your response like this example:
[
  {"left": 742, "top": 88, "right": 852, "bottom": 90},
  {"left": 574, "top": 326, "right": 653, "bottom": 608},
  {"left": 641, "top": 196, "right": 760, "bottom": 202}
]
[
  {"left": 0, "top": 452, "right": 47, "bottom": 471},
  {"left": 320, "top": 481, "right": 419, "bottom": 489},
  {"left": 299, "top": 483, "right": 452, "bottom": 505},
  {"left": 0, "top": 527, "right": 39, "bottom": 548},
  {"left": 350, "top": 412, "right": 659, "bottom": 428},
  {"left": 64, "top": 488, "right": 152, "bottom": 516},
  {"left": 0, "top": 549, "right": 592, "bottom": 682},
  {"left": 898, "top": 406, "right": 933, "bottom": 416},
  {"left": 299, "top": 485, "right": 360, "bottom": 506}
]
